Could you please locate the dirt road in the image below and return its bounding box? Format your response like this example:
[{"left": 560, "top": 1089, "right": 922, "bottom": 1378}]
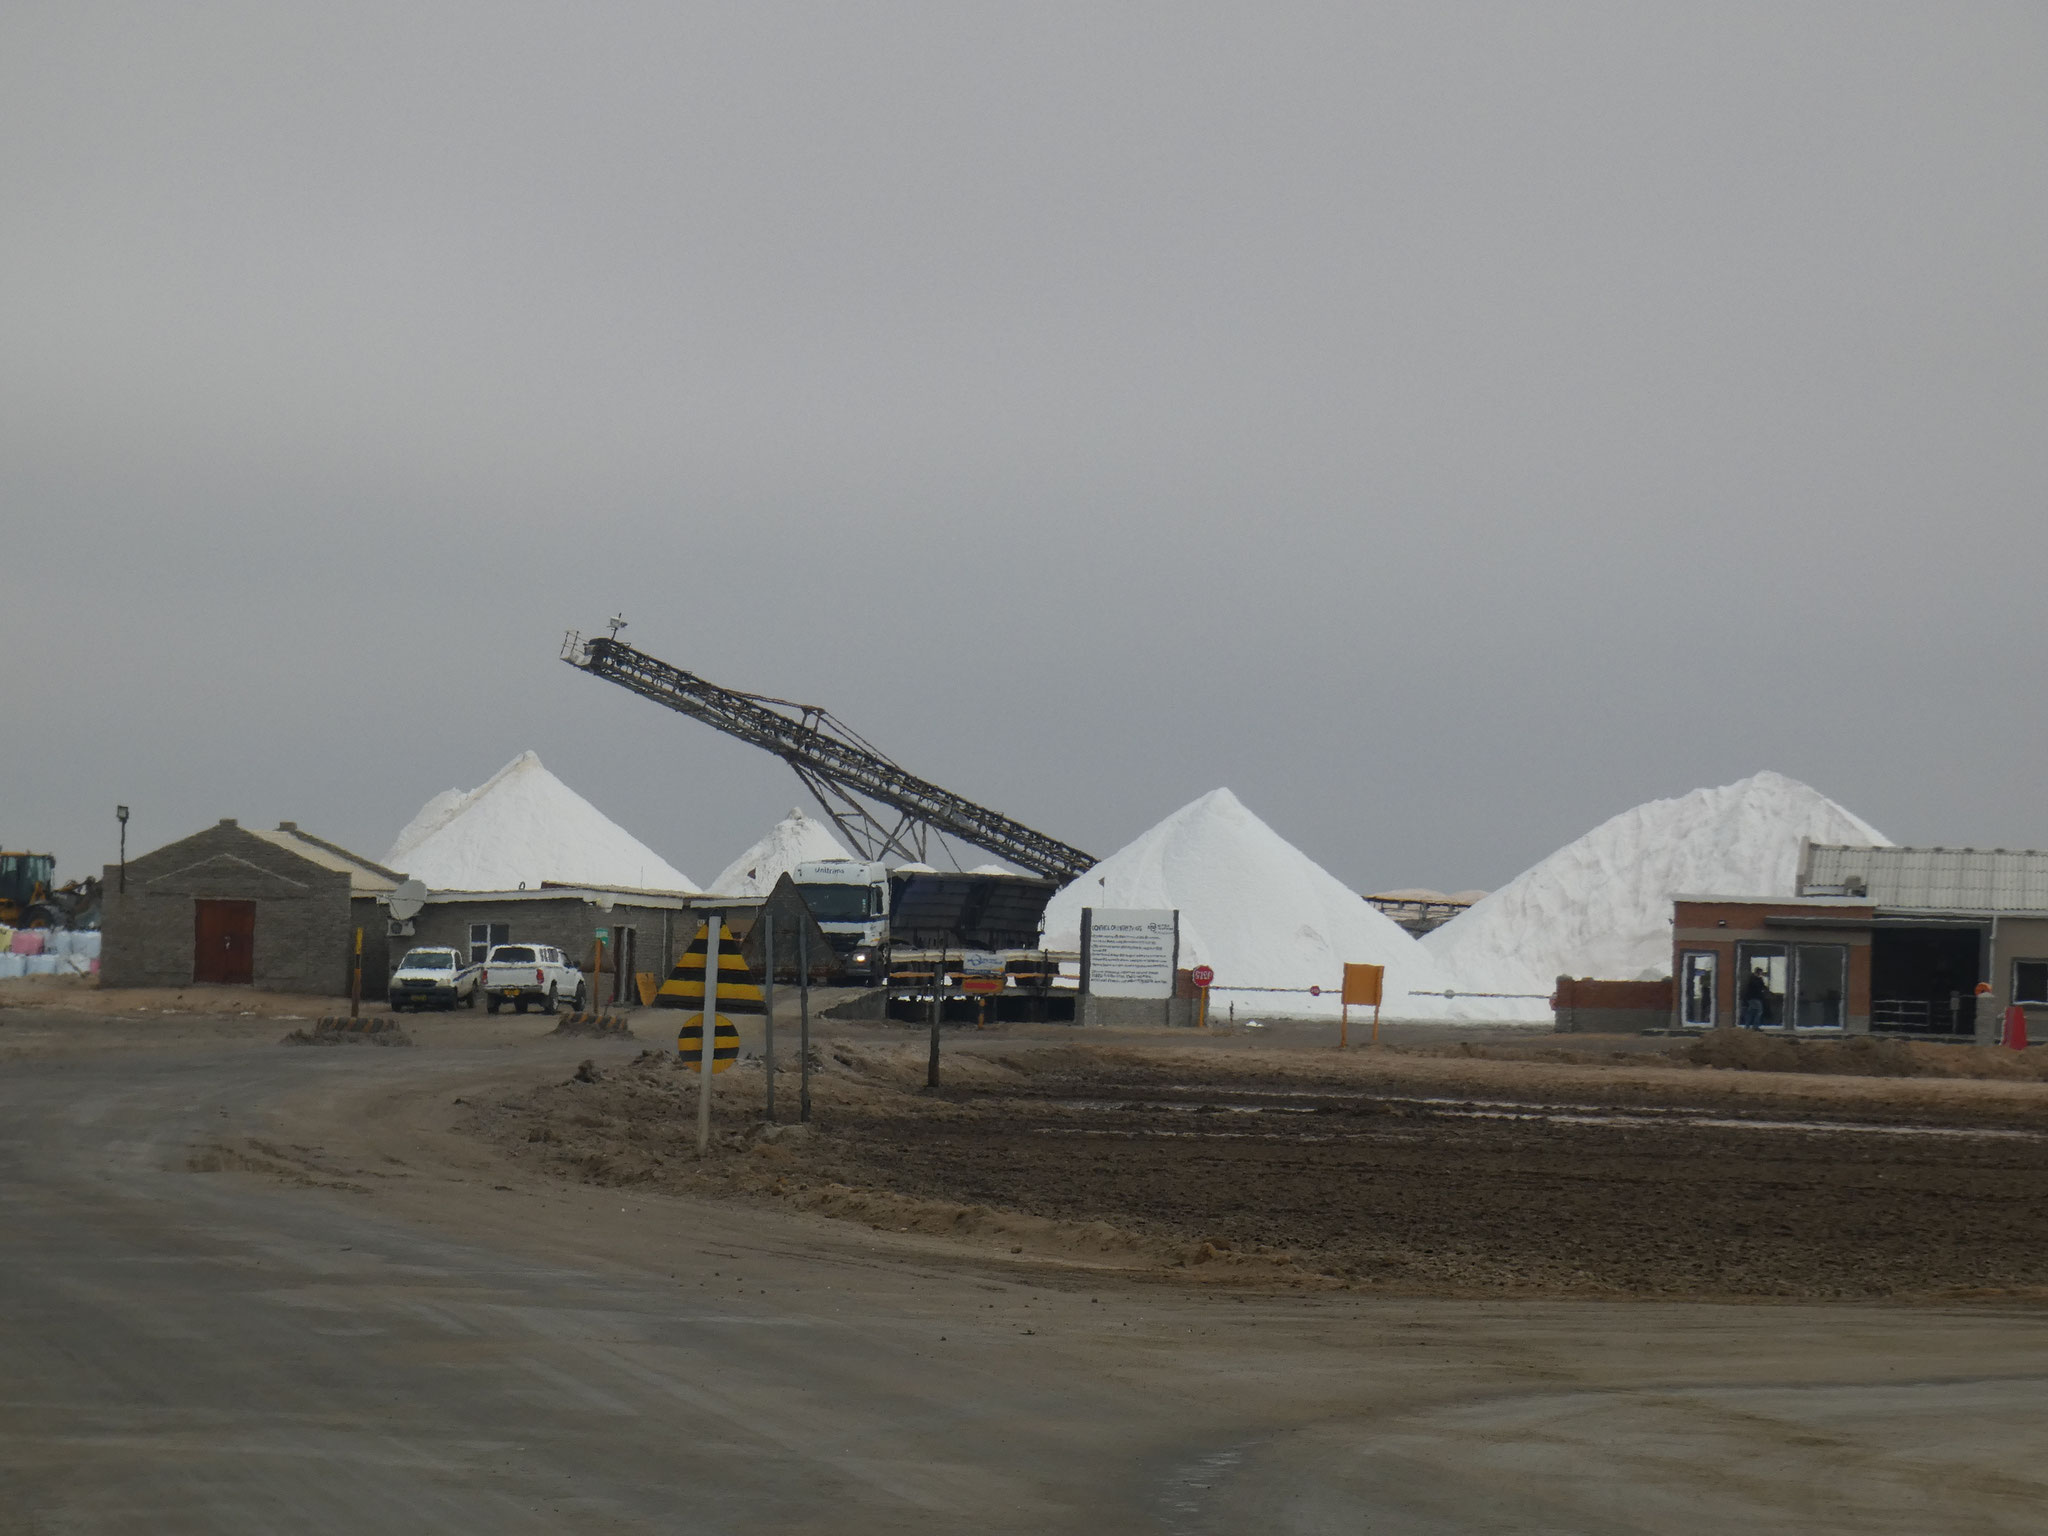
[{"left": 3, "top": 1005, "right": 2046, "bottom": 1533}]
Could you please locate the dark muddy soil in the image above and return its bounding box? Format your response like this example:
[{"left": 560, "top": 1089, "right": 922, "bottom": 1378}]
[{"left": 467, "top": 1036, "right": 2048, "bottom": 1301}]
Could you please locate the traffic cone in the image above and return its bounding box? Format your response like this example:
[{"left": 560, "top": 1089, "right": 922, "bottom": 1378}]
[{"left": 2005, "top": 1004, "right": 2029, "bottom": 1051}]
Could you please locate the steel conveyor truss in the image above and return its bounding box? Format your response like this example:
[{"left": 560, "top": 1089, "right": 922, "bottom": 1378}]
[{"left": 562, "top": 630, "right": 1097, "bottom": 881}]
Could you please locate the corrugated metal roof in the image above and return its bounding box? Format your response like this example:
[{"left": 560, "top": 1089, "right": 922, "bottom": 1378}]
[
  {"left": 1803, "top": 844, "right": 2048, "bottom": 910},
  {"left": 248, "top": 826, "right": 398, "bottom": 895}
]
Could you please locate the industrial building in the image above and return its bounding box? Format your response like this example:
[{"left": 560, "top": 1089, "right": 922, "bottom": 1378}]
[
  {"left": 388, "top": 878, "right": 829, "bottom": 1008},
  {"left": 100, "top": 820, "right": 399, "bottom": 995},
  {"left": 1672, "top": 843, "right": 2048, "bottom": 1042}
]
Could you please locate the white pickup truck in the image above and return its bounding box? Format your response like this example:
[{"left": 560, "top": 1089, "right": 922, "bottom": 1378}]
[
  {"left": 388, "top": 947, "right": 481, "bottom": 1011},
  {"left": 482, "top": 944, "right": 587, "bottom": 1015}
]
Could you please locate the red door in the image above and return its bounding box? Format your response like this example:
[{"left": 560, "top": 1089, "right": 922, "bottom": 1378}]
[{"left": 194, "top": 900, "right": 256, "bottom": 984}]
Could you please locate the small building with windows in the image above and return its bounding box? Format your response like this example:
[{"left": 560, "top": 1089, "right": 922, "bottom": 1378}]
[
  {"left": 381, "top": 878, "right": 832, "bottom": 1009},
  {"left": 1672, "top": 843, "right": 2048, "bottom": 1042}
]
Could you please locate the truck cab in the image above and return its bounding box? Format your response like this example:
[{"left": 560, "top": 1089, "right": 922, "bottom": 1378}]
[{"left": 793, "top": 860, "right": 890, "bottom": 983}]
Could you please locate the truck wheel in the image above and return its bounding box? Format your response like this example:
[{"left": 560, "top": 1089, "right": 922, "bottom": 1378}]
[
  {"left": 465, "top": 988, "right": 477, "bottom": 1010},
  {"left": 573, "top": 984, "right": 589, "bottom": 1012},
  {"left": 487, "top": 993, "right": 501, "bottom": 1015},
  {"left": 391, "top": 998, "right": 407, "bottom": 1014},
  {"left": 541, "top": 985, "right": 558, "bottom": 1016}
]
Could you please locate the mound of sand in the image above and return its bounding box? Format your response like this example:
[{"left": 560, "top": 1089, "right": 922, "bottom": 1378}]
[
  {"left": 1042, "top": 789, "right": 1442, "bottom": 1017},
  {"left": 387, "top": 752, "right": 696, "bottom": 893},
  {"left": 1422, "top": 771, "right": 1888, "bottom": 1022}
]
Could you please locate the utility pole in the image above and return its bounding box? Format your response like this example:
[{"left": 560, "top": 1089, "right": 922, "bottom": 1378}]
[
  {"left": 761, "top": 910, "right": 776, "bottom": 1123},
  {"left": 798, "top": 924, "right": 812, "bottom": 1123},
  {"left": 927, "top": 950, "right": 944, "bottom": 1089},
  {"left": 116, "top": 806, "right": 129, "bottom": 894},
  {"left": 697, "top": 913, "right": 719, "bottom": 1158}
]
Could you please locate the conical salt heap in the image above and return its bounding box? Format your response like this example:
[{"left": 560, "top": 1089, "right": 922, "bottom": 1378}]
[
  {"left": 386, "top": 751, "right": 697, "bottom": 893},
  {"left": 1041, "top": 788, "right": 1442, "bottom": 1017},
  {"left": 1420, "top": 770, "right": 1890, "bottom": 1021},
  {"left": 708, "top": 807, "right": 851, "bottom": 897}
]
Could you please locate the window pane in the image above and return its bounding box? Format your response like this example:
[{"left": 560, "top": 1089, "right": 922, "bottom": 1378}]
[{"left": 2015, "top": 960, "right": 2048, "bottom": 1006}]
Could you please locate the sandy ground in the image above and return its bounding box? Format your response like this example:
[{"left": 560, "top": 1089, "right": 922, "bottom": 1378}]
[
  {"left": 466, "top": 1019, "right": 2048, "bottom": 1303},
  {"left": 5, "top": 998, "right": 2048, "bottom": 1531}
]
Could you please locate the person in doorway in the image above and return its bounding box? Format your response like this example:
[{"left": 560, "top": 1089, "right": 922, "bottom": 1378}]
[{"left": 1740, "top": 966, "right": 1770, "bottom": 1030}]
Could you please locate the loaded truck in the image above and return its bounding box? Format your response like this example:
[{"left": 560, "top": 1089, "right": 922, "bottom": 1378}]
[
  {"left": 791, "top": 860, "right": 1061, "bottom": 987},
  {"left": 792, "top": 860, "right": 891, "bottom": 983}
]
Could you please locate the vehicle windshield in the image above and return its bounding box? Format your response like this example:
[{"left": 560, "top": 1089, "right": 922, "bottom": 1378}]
[
  {"left": 400, "top": 950, "right": 456, "bottom": 970},
  {"left": 490, "top": 946, "right": 537, "bottom": 964},
  {"left": 797, "top": 883, "right": 876, "bottom": 922}
]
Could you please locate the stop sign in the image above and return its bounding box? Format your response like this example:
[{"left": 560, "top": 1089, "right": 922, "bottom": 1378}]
[{"left": 1190, "top": 965, "right": 1214, "bottom": 988}]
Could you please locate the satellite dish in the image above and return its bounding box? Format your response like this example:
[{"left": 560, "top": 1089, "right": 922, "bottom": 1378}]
[{"left": 388, "top": 878, "right": 427, "bottom": 922}]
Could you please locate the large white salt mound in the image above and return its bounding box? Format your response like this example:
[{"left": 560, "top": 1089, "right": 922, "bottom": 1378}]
[
  {"left": 386, "top": 751, "right": 698, "bottom": 893},
  {"left": 1420, "top": 770, "right": 1889, "bottom": 1022},
  {"left": 708, "top": 807, "right": 850, "bottom": 897},
  {"left": 1042, "top": 788, "right": 1443, "bottom": 1018}
]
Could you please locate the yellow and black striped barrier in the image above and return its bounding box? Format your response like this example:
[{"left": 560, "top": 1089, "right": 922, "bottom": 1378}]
[
  {"left": 675, "top": 1013, "right": 740, "bottom": 1074},
  {"left": 656, "top": 921, "right": 764, "bottom": 1013}
]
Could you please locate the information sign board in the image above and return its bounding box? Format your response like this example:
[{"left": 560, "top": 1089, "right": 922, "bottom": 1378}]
[{"left": 1081, "top": 909, "right": 1179, "bottom": 999}]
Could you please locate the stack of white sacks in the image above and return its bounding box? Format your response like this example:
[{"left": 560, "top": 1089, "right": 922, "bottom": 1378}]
[{"left": 0, "top": 928, "right": 102, "bottom": 979}]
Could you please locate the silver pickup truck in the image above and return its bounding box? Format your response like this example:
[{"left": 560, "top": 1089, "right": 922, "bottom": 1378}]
[
  {"left": 388, "top": 947, "right": 481, "bottom": 1011},
  {"left": 482, "top": 943, "right": 587, "bottom": 1015}
]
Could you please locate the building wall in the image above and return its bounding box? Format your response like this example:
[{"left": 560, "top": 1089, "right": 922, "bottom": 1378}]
[
  {"left": 1552, "top": 976, "right": 1673, "bottom": 1034},
  {"left": 394, "top": 897, "right": 688, "bottom": 999},
  {"left": 1988, "top": 915, "right": 2048, "bottom": 1039},
  {"left": 1671, "top": 900, "right": 1875, "bottom": 1032},
  {"left": 349, "top": 897, "right": 391, "bottom": 1002},
  {"left": 101, "top": 819, "right": 354, "bottom": 995}
]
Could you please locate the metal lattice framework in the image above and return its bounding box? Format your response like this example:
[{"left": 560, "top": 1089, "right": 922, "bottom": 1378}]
[{"left": 562, "top": 631, "right": 1096, "bottom": 881}]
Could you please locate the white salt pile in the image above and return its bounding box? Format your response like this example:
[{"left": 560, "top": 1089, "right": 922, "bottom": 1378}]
[
  {"left": 1419, "top": 770, "right": 1889, "bottom": 1022},
  {"left": 708, "top": 807, "right": 850, "bottom": 897},
  {"left": 386, "top": 751, "right": 698, "bottom": 893},
  {"left": 1042, "top": 788, "right": 1442, "bottom": 1017}
]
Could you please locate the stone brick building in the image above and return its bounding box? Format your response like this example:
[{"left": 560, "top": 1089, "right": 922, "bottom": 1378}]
[
  {"left": 393, "top": 877, "right": 832, "bottom": 1008},
  {"left": 101, "top": 820, "right": 399, "bottom": 998}
]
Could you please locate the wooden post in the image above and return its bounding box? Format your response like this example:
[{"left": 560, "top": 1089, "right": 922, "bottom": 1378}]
[
  {"left": 1341, "top": 1001, "right": 1348, "bottom": 1050},
  {"left": 351, "top": 928, "right": 362, "bottom": 1019},
  {"left": 797, "top": 923, "right": 812, "bottom": 1124},
  {"left": 1372, "top": 996, "right": 1382, "bottom": 1046},
  {"left": 762, "top": 910, "right": 777, "bottom": 1124},
  {"left": 926, "top": 950, "right": 943, "bottom": 1090},
  {"left": 697, "top": 913, "right": 719, "bottom": 1159}
]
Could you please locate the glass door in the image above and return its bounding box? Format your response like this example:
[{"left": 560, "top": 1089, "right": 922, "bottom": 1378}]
[
  {"left": 1735, "top": 943, "right": 1787, "bottom": 1029},
  {"left": 1792, "top": 944, "right": 1847, "bottom": 1030},
  {"left": 1680, "top": 952, "right": 1718, "bottom": 1027}
]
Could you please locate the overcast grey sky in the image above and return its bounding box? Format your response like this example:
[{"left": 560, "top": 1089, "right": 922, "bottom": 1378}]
[{"left": 4, "top": 3, "right": 2045, "bottom": 895}]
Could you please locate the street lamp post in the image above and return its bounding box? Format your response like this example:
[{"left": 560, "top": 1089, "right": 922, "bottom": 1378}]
[{"left": 116, "top": 806, "right": 129, "bottom": 894}]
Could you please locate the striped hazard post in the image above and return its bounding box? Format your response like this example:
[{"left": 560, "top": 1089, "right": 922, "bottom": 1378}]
[
  {"left": 656, "top": 920, "right": 764, "bottom": 1013},
  {"left": 675, "top": 1014, "right": 741, "bottom": 1074}
]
